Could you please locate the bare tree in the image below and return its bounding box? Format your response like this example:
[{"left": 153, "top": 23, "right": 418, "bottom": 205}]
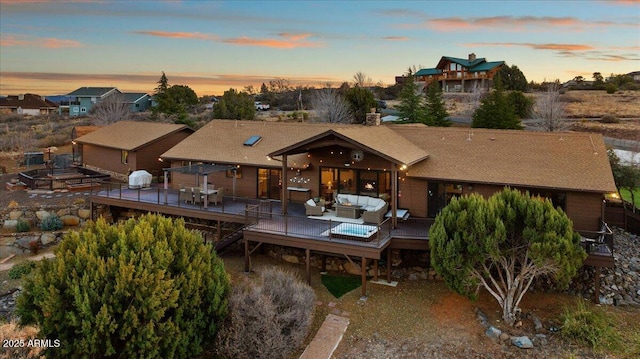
[
  {"left": 533, "top": 83, "right": 568, "bottom": 132},
  {"left": 352, "top": 71, "right": 373, "bottom": 88},
  {"left": 311, "top": 87, "right": 353, "bottom": 123},
  {"left": 91, "top": 93, "right": 131, "bottom": 125}
]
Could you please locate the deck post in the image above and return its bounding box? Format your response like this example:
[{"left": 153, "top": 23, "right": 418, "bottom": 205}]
[
  {"left": 373, "top": 259, "right": 379, "bottom": 282},
  {"left": 282, "top": 154, "right": 288, "bottom": 215},
  {"left": 391, "top": 163, "right": 398, "bottom": 229},
  {"left": 386, "top": 247, "right": 391, "bottom": 283},
  {"left": 321, "top": 255, "right": 327, "bottom": 272},
  {"left": 306, "top": 248, "right": 311, "bottom": 285},
  {"left": 361, "top": 257, "right": 367, "bottom": 298},
  {"left": 244, "top": 239, "right": 250, "bottom": 273},
  {"left": 203, "top": 174, "right": 208, "bottom": 209},
  {"left": 163, "top": 170, "right": 168, "bottom": 204}
]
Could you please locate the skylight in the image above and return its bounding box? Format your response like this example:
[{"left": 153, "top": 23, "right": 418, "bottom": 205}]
[{"left": 243, "top": 135, "right": 262, "bottom": 146}]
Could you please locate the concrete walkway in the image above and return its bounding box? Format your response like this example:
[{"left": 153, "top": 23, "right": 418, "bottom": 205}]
[
  {"left": 0, "top": 253, "right": 56, "bottom": 272},
  {"left": 299, "top": 314, "right": 349, "bottom": 359}
]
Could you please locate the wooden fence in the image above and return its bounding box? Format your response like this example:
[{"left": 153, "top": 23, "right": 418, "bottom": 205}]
[{"left": 604, "top": 204, "right": 640, "bottom": 235}]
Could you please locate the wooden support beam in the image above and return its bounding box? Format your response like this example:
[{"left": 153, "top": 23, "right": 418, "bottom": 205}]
[
  {"left": 217, "top": 220, "right": 222, "bottom": 242},
  {"left": 321, "top": 255, "right": 327, "bottom": 272},
  {"left": 306, "top": 248, "right": 311, "bottom": 285},
  {"left": 282, "top": 154, "right": 288, "bottom": 215},
  {"left": 386, "top": 247, "right": 391, "bottom": 283},
  {"left": 361, "top": 257, "right": 367, "bottom": 298},
  {"left": 373, "top": 259, "right": 379, "bottom": 282},
  {"left": 343, "top": 254, "right": 357, "bottom": 268}
]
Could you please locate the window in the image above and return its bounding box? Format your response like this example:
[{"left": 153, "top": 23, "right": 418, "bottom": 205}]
[
  {"left": 121, "top": 150, "right": 129, "bottom": 164},
  {"left": 243, "top": 135, "right": 262, "bottom": 146},
  {"left": 80, "top": 107, "right": 86, "bottom": 113}
]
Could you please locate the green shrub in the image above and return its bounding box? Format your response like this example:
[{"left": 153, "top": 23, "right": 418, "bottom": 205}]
[
  {"left": 39, "top": 214, "right": 63, "bottom": 231},
  {"left": 560, "top": 299, "right": 623, "bottom": 352},
  {"left": 216, "top": 268, "right": 315, "bottom": 359},
  {"left": 507, "top": 91, "right": 534, "bottom": 119},
  {"left": 17, "top": 214, "right": 231, "bottom": 359},
  {"left": 16, "top": 219, "right": 31, "bottom": 232},
  {"left": 600, "top": 114, "right": 620, "bottom": 124},
  {"left": 605, "top": 83, "right": 618, "bottom": 94},
  {"left": 8, "top": 261, "right": 36, "bottom": 279}
]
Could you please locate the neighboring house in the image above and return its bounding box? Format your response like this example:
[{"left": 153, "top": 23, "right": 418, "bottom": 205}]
[
  {"left": 74, "top": 121, "right": 194, "bottom": 179},
  {"left": 0, "top": 93, "right": 58, "bottom": 115},
  {"left": 161, "top": 120, "right": 615, "bottom": 232},
  {"left": 123, "top": 92, "right": 152, "bottom": 113},
  {"left": 410, "top": 53, "right": 505, "bottom": 92},
  {"left": 628, "top": 71, "right": 640, "bottom": 82},
  {"left": 67, "top": 87, "right": 120, "bottom": 116}
]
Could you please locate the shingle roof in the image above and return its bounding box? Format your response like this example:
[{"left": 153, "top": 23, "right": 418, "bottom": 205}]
[
  {"left": 389, "top": 125, "right": 616, "bottom": 193},
  {"left": 468, "top": 61, "right": 504, "bottom": 72},
  {"left": 435, "top": 56, "right": 503, "bottom": 72},
  {"left": 67, "top": 87, "right": 119, "bottom": 97},
  {"left": 122, "top": 93, "right": 150, "bottom": 103},
  {"left": 415, "top": 68, "right": 442, "bottom": 76},
  {"left": 75, "top": 121, "right": 191, "bottom": 151},
  {"left": 0, "top": 94, "right": 58, "bottom": 110}
]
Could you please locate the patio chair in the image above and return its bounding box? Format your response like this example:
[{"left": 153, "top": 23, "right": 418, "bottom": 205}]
[
  {"left": 305, "top": 199, "right": 325, "bottom": 216},
  {"left": 179, "top": 184, "right": 192, "bottom": 203},
  {"left": 209, "top": 187, "right": 224, "bottom": 205},
  {"left": 193, "top": 188, "right": 204, "bottom": 205}
]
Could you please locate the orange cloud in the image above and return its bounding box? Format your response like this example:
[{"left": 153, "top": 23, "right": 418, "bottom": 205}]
[
  {"left": 468, "top": 42, "right": 594, "bottom": 51},
  {"left": 278, "top": 33, "right": 312, "bottom": 41},
  {"left": 415, "top": 15, "right": 619, "bottom": 32},
  {"left": 0, "top": 34, "right": 82, "bottom": 48},
  {"left": 222, "top": 34, "right": 322, "bottom": 49},
  {"left": 382, "top": 36, "right": 408, "bottom": 41},
  {"left": 132, "top": 31, "right": 217, "bottom": 40}
]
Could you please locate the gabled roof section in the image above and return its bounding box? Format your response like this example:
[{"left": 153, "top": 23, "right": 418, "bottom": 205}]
[
  {"left": 75, "top": 121, "right": 192, "bottom": 151},
  {"left": 122, "top": 93, "right": 150, "bottom": 104},
  {"left": 67, "top": 87, "right": 120, "bottom": 98},
  {"left": 161, "top": 120, "right": 335, "bottom": 166},
  {"left": 437, "top": 56, "right": 486, "bottom": 69},
  {"left": 469, "top": 61, "right": 504, "bottom": 72},
  {"left": 0, "top": 94, "right": 58, "bottom": 109},
  {"left": 270, "top": 127, "right": 429, "bottom": 166},
  {"left": 389, "top": 125, "right": 616, "bottom": 193},
  {"left": 415, "top": 68, "right": 442, "bottom": 76}
]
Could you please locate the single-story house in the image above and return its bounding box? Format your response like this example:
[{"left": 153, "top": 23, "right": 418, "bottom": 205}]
[
  {"left": 123, "top": 92, "right": 152, "bottom": 113},
  {"left": 161, "top": 119, "right": 616, "bottom": 232},
  {"left": 0, "top": 93, "right": 58, "bottom": 115},
  {"left": 74, "top": 121, "right": 194, "bottom": 180}
]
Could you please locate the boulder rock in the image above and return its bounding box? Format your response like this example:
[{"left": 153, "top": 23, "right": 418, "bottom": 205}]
[
  {"left": 2, "top": 220, "right": 18, "bottom": 229},
  {"left": 61, "top": 215, "right": 80, "bottom": 226},
  {"left": 511, "top": 336, "right": 534, "bottom": 349},
  {"left": 282, "top": 254, "right": 299, "bottom": 264},
  {"left": 16, "top": 235, "right": 39, "bottom": 249},
  {"left": 77, "top": 209, "right": 91, "bottom": 219},
  {"left": 57, "top": 208, "right": 70, "bottom": 217},
  {"left": 9, "top": 211, "right": 23, "bottom": 220},
  {"left": 40, "top": 233, "right": 57, "bottom": 246},
  {"left": 485, "top": 326, "right": 502, "bottom": 339},
  {"left": 344, "top": 261, "right": 362, "bottom": 276},
  {"left": 36, "top": 210, "right": 51, "bottom": 221}
]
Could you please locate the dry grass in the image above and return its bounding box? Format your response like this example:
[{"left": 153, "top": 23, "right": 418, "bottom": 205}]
[
  {"left": 561, "top": 90, "right": 640, "bottom": 119},
  {"left": 0, "top": 321, "right": 45, "bottom": 359}
]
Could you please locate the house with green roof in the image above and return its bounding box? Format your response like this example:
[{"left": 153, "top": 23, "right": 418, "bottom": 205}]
[
  {"left": 412, "top": 53, "right": 504, "bottom": 92},
  {"left": 122, "top": 92, "right": 152, "bottom": 113}
]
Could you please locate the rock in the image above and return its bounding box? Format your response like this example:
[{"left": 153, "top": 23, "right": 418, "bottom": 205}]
[
  {"left": 499, "top": 333, "right": 510, "bottom": 341},
  {"left": 533, "top": 334, "right": 548, "bottom": 346},
  {"left": 282, "top": 254, "right": 299, "bottom": 264},
  {"left": 16, "top": 235, "right": 39, "bottom": 249},
  {"left": 60, "top": 215, "right": 80, "bottom": 226},
  {"left": 475, "top": 308, "right": 489, "bottom": 325},
  {"left": 40, "top": 233, "right": 57, "bottom": 246},
  {"left": 511, "top": 336, "right": 534, "bottom": 349},
  {"left": 36, "top": 210, "right": 51, "bottom": 221},
  {"left": 531, "top": 314, "right": 544, "bottom": 332},
  {"left": 9, "top": 211, "right": 23, "bottom": 220},
  {"left": 1, "top": 245, "right": 25, "bottom": 256},
  {"left": 77, "top": 209, "right": 91, "bottom": 219},
  {"left": 344, "top": 261, "right": 361, "bottom": 276},
  {"left": 485, "top": 326, "right": 502, "bottom": 339},
  {"left": 2, "top": 220, "right": 18, "bottom": 229},
  {"left": 57, "top": 208, "right": 70, "bottom": 217},
  {"left": 599, "top": 295, "right": 614, "bottom": 305}
]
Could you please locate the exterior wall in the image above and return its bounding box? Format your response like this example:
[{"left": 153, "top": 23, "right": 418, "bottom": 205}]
[
  {"left": 566, "top": 191, "right": 603, "bottom": 231},
  {"left": 81, "top": 144, "right": 131, "bottom": 175},
  {"left": 136, "top": 131, "right": 192, "bottom": 176},
  {"left": 399, "top": 177, "right": 428, "bottom": 218}
]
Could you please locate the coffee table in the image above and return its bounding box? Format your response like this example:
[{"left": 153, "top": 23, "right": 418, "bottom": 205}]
[{"left": 335, "top": 204, "right": 362, "bottom": 219}]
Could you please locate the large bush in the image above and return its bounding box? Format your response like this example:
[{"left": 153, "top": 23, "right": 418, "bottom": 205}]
[
  {"left": 216, "top": 268, "right": 315, "bottom": 359},
  {"left": 17, "top": 214, "right": 230, "bottom": 359}
]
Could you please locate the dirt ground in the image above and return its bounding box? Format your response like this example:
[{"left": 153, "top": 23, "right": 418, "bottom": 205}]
[{"left": 218, "top": 249, "right": 640, "bottom": 359}]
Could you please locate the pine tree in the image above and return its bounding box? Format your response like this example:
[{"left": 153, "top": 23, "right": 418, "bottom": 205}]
[
  {"left": 396, "top": 71, "right": 426, "bottom": 123},
  {"left": 429, "top": 188, "right": 586, "bottom": 326},
  {"left": 17, "top": 214, "right": 231, "bottom": 359},
  {"left": 424, "top": 81, "right": 451, "bottom": 126},
  {"left": 471, "top": 75, "right": 522, "bottom": 129}
]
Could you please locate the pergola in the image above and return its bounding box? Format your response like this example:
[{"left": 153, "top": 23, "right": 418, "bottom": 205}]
[{"left": 161, "top": 164, "right": 237, "bottom": 207}]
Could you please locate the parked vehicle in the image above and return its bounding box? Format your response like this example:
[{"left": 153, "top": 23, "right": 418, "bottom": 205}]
[{"left": 255, "top": 101, "right": 270, "bottom": 111}]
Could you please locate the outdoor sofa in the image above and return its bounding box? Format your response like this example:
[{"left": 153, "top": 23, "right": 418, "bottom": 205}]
[
  {"left": 335, "top": 194, "right": 388, "bottom": 223},
  {"left": 304, "top": 199, "right": 326, "bottom": 216}
]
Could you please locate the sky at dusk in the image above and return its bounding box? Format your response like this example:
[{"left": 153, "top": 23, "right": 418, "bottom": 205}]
[{"left": 1, "top": 0, "right": 639, "bottom": 96}]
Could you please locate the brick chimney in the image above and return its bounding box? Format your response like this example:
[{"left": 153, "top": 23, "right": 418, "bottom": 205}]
[{"left": 468, "top": 53, "right": 476, "bottom": 61}]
